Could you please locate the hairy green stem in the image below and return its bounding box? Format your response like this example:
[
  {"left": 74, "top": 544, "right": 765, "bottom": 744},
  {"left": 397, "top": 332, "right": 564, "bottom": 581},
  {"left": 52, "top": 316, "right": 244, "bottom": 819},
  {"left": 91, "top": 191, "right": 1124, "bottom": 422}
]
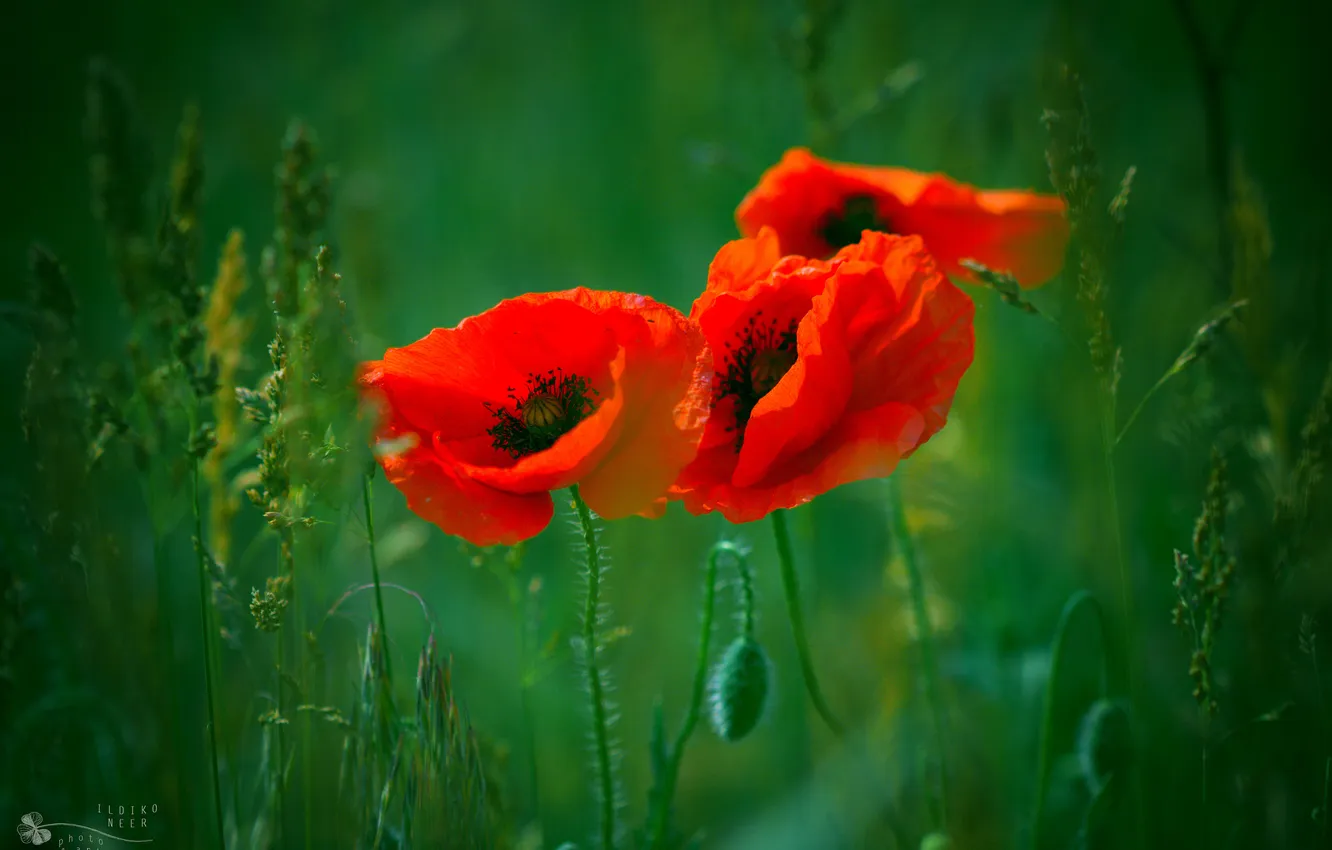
[
  {"left": 647, "top": 541, "right": 752, "bottom": 849},
  {"left": 887, "top": 476, "right": 949, "bottom": 830},
  {"left": 771, "top": 509, "right": 845, "bottom": 738},
  {"left": 191, "top": 456, "right": 227, "bottom": 849},
  {"left": 1030, "top": 590, "right": 1110, "bottom": 850},
  {"left": 571, "top": 485, "right": 616, "bottom": 850}
]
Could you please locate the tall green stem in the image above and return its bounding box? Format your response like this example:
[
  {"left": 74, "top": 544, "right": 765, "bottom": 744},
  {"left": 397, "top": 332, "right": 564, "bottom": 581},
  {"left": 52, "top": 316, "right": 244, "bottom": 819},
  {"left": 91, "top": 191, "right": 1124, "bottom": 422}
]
[
  {"left": 571, "top": 485, "right": 616, "bottom": 850},
  {"left": 770, "top": 509, "right": 845, "bottom": 738},
  {"left": 1101, "top": 393, "right": 1146, "bottom": 844},
  {"left": 1099, "top": 391, "right": 1136, "bottom": 693},
  {"left": 275, "top": 530, "right": 292, "bottom": 842},
  {"left": 191, "top": 456, "right": 227, "bottom": 849},
  {"left": 300, "top": 570, "right": 312, "bottom": 850},
  {"left": 887, "top": 476, "right": 948, "bottom": 831},
  {"left": 1030, "top": 590, "right": 1110, "bottom": 850},
  {"left": 362, "top": 469, "right": 393, "bottom": 688}
]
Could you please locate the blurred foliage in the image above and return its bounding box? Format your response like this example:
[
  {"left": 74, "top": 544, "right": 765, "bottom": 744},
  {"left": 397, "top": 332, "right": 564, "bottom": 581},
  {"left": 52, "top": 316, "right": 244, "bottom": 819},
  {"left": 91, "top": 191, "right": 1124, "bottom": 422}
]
[{"left": 3, "top": 0, "right": 1332, "bottom": 848}]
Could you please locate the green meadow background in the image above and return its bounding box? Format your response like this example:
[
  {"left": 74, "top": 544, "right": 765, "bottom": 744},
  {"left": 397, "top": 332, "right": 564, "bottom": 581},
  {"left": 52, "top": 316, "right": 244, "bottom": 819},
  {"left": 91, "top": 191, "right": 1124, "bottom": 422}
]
[{"left": 4, "top": 0, "right": 1332, "bottom": 847}]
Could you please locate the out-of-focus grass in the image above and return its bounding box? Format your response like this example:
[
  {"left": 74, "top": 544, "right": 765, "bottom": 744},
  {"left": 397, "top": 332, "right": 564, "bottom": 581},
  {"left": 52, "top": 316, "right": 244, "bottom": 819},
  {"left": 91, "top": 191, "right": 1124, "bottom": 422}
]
[{"left": 4, "top": 1, "right": 1332, "bottom": 848}]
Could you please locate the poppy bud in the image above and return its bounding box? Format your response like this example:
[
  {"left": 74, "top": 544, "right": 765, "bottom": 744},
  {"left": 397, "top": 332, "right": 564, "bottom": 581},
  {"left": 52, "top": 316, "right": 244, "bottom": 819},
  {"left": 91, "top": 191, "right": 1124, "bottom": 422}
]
[
  {"left": 708, "top": 635, "right": 771, "bottom": 742},
  {"left": 1077, "top": 698, "right": 1133, "bottom": 792}
]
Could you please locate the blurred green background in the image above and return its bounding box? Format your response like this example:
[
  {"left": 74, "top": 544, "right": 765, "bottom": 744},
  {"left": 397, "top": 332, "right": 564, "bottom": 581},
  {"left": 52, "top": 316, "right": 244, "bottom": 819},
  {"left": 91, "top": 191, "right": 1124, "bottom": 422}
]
[{"left": 4, "top": 0, "right": 1332, "bottom": 847}]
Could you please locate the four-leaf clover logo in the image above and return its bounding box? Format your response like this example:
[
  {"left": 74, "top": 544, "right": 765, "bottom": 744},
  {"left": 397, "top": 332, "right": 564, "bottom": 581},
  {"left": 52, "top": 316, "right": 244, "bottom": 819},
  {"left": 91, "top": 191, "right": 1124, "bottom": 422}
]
[{"left": 16, "top": 812, "right": 51, "bottom": 845}]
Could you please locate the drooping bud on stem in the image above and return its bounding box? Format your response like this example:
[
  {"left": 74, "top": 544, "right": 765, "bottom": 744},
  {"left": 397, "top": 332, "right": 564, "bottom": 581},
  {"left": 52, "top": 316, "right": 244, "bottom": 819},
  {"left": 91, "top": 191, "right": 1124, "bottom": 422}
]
[{"left": 708, "top": 634, "right": 771, "bottom": 742}]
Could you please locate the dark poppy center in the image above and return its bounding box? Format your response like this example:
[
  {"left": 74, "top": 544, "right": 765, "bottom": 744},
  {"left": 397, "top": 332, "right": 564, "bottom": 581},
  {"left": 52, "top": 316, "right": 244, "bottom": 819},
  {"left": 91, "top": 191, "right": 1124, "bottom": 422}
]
[
  {"left": 716, "top": 310, "right": 799, "bottom": 450},
  {"left": 818, "top": 193, "right": 890, "bottom": 252},
  {"left": 485, "top": 369, "right": 598, "bottom": 458}
]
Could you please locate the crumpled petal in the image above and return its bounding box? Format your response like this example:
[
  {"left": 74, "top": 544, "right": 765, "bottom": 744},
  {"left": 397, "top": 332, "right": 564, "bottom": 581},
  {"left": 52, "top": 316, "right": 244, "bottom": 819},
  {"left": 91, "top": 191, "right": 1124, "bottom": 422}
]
[{"left": 672, "top": 231, "right": 974, "bottom": 522}]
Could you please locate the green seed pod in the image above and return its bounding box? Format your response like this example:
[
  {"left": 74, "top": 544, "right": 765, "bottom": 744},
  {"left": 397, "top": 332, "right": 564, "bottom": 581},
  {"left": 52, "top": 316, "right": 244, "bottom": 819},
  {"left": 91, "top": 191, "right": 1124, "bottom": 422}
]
[
  {"left": 920, "top": 833, "right": 953, "bottom": 850},
  {"left": 1077, "top": 698, "right": 1133, "bottom": 792},
  {"left": 708, "top": 635, "right": 770, "bottom": 742}
]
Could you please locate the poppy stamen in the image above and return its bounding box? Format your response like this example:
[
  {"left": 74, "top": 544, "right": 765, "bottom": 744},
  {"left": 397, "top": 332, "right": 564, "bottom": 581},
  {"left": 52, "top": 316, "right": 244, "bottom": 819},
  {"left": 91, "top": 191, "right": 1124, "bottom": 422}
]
[
  {"left": 716, "top": 311, "right": 799, "bottom": 449},
  {"left": 818, "top": 193, "right": 890, "bottom": 252},
  {"left": 486, "top": 369, "right": 598, "bottom": 458}
]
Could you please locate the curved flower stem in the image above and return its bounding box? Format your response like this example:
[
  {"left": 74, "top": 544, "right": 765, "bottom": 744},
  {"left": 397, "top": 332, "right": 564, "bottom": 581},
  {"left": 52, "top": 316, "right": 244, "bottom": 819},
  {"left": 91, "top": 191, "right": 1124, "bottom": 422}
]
[
  {"left": 770, "top": 509, "right": 845, "bottom": 739},
  {"left": 887, "top": 476, "right": 948, "bottom": 831},
  {"left": 571, "top": 485, "right": 616, "bottom": 850},
  {"left": 191, "top": 454, "right": 227, "bottom": 850},
  {"left": 1030, "top": 590, "right": 1110, "bottom": 850},
  {"left": 362, "top": 468, "right": 393, "bottom": 690},
  {"left": 647, "top": 541, "right": 753, "bottom": 849}
]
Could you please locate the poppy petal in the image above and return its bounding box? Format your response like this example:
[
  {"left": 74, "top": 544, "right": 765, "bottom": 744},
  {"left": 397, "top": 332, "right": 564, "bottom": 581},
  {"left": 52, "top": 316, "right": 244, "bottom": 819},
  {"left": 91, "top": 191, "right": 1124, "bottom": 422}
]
[
  {"left": 829, "top": 233, "right": 976, "bottom": 434},
  {"left": 680, "top": 402, "right": 925, "bottom": 523},
  {"left": 673, "top": 230, "right": 973, "bottom": 521},
  {"left": 579, "top": 306, "right": 712, "bottom": 519},
  {"left": 890, "top": 181, "right": 1069, "bottom": 289},
  {"left": 735, "top": 148, "right": 856, "bottom": 260},
  {"left": 704, "top": 226, "right": 784, "bottom": 297},
  {"left": 736, "top": 147, "right": 1068, "bottom": 288},
  {"left": 732, "top": 280, "right": 853, "bottom": 488},
  {"left": 378, "top": 430, "right": 554, "bottom": 547},
  {"left": 364, "top": 294, "right": 620, "bottom": 440}
]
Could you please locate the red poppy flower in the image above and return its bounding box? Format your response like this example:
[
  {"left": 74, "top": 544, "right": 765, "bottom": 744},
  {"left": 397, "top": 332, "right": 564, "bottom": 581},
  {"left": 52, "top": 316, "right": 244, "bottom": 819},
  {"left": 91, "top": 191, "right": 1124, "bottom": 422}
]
[
  {"left": 360, "top": 289, "right": 712, "bottom": 546},
  {"left": 671, "top": 227, "right": 974, "bottom": 522},
  {"left": 736, "top": 147, "right": 1069, "bottom": 289}
]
